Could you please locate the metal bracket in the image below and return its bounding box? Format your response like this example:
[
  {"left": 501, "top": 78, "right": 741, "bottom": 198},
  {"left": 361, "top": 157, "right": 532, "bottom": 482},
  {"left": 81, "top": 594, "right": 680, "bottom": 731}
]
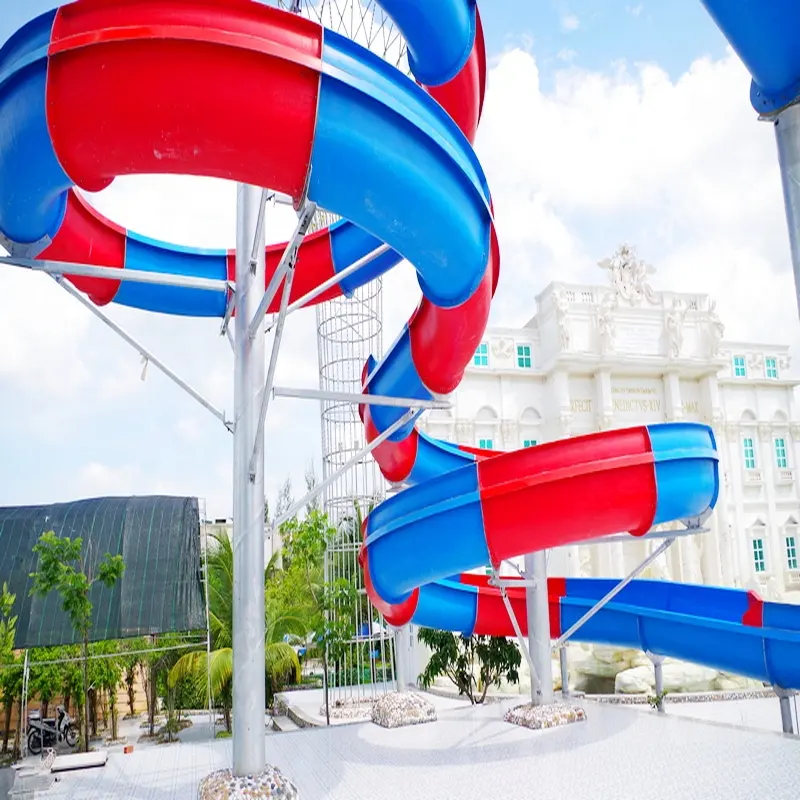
[
  {"left": 488, "top": 576, "right": 537, "bottom": 589},
  {"left": 220, "top": 282, "right": 236, "bottom": 338},
  {"left": 249, "top": 190, "right": 273, "bottom": 275},
  {"left": 0, "top": 230, "right": 51, "bottom": 259}
]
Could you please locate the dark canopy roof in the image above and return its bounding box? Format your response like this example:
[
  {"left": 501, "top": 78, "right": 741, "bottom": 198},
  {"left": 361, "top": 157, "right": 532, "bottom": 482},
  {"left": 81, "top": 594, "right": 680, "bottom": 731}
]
[{"left": 0, "top": 495, "right": 206, "bottom": 648}]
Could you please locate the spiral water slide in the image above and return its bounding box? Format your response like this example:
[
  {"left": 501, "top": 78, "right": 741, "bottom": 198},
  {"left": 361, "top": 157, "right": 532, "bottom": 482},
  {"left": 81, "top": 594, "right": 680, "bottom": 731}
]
[{"left": 1, "top": 0, "right": 799, "bottom": 690}]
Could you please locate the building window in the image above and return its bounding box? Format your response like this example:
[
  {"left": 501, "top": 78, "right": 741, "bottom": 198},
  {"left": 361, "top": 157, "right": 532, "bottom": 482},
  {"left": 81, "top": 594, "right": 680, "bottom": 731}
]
[
  {"left": 473, "top": 342, "right": 488, "bottom": 367},
  {"left": 516, "top": 344, "right": 532, "bottom": 369},
  {"left": 786, "top": 536, "right": 798, "bottom": 571},
  {"left": 478, "top": 438, "right": 493, "bottom": 450},
  {"left": 742, "top": 437, "right": 756, "bottom": 470},
  {"left": 733, "top": 355, "right": 747, "bottom": 377},
  {"left": 775, "top": 437, "right": 788, "bottom": 469},
  {"left": 523, "top": 439, "right": 537, "bottom": 448},
  {"left": 752, "top": 538, "right": 766, "bottom": 573},
  {"left": 765, "top": 357, "right": 778, "bottom": 379}
]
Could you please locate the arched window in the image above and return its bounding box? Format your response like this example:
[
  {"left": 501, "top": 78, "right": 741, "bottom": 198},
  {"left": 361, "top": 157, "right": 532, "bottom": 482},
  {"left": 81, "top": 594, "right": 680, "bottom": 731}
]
[
  {"left": 520, "top": 407, "right": 542, "bottom": 448},
  {"left": 475, "top": 406, "right": 498, "bottom": 449}
]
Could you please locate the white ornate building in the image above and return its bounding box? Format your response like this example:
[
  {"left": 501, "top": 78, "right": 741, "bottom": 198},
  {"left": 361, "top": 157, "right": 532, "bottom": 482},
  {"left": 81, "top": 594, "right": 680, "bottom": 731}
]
[{"left": 419, "top": 245, "right": 800, "bottom": 603}]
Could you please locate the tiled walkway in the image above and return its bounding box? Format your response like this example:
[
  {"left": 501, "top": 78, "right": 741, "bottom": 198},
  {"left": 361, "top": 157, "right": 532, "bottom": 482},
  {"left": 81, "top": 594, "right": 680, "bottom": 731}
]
[{"left": 13, "top": 700, "right": 800, "bottom": 799}]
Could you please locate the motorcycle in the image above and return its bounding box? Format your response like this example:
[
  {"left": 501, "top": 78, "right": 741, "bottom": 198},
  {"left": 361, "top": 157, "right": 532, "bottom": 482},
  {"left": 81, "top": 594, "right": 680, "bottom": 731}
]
[{"left": 27, "top": 705, "right": 79, "bottom": 755}]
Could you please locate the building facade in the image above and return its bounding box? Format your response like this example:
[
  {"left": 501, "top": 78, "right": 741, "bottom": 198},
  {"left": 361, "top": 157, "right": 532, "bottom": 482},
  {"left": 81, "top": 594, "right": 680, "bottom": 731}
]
[{"left": 419, "top": 245, "right": 800, "bottom": 602}]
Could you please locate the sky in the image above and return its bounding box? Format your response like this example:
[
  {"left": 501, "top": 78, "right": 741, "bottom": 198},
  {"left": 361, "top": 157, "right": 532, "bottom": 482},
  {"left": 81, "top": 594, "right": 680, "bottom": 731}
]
[{"left": 0, "top": 1, "right": 796, "bottom": 519}]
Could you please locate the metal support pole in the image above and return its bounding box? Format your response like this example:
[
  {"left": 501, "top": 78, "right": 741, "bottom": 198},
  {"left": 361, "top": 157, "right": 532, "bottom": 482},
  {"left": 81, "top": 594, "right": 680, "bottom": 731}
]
[
  {"left": 53, "top": 276, "right": 231, "bottom": 429},
  {"left": 231, "top": 183, "right": 267, "bottom": 778},
  {"left": 651, "top": 653, "right": 665, "bottom": 713},
  {"left": 393, "top": 626, "right": 411, "bottom": 692},
  {"left": 553, "top": 538, "right": 676, "bottom": 649},
  {"left": 21, "top": 651, "right": 29, "bottom": 759},
  {"left": 559, "top": 647, "right": 570, "bottom": 699},
  {"left": 201, "top": 514, "right": 215, "bottom": 739},
  {"left": 525, "top": 552, "right": 554, "bottom": 706},
  {"left": 775, "top": 686, "right": 795, "bottom": 734},
  {"left": 271, "top": 385, "right": 449, "bottom": 410},
  {"left": 1, "top": 254, "right": 229, "bottom": 294},
  {"left": 772, "top": 101, "right": 800, "bottom": 319}
]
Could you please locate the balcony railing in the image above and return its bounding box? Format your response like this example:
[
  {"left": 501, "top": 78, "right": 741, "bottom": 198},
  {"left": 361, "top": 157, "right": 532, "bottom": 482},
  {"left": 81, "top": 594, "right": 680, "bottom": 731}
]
[{"left": 744, "top": 469, "right": 763, "bottom": 485}]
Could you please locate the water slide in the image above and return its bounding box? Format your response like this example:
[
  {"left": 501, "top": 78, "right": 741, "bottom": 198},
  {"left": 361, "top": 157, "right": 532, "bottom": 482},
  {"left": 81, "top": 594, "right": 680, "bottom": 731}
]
[{"left": 1, "top": 0, "right": 800, "bottom": 692}]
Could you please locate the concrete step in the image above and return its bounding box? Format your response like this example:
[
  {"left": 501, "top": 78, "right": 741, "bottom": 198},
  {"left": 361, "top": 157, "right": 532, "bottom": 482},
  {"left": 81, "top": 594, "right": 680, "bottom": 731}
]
[{"left": 271, "top": 715, "right": 300, "bottom": 733}]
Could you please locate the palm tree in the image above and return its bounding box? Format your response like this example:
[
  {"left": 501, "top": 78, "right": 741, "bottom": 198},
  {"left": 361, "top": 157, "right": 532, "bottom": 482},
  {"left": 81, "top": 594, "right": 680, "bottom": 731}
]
[{"left": 169, "top": 532, "right": 302, "bottom": 732}]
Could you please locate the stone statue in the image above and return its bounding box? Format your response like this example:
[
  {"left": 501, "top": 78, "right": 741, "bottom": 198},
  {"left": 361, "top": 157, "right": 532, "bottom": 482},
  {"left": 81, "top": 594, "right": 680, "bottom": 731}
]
[
  {"left": 707, "top": 299, "right": 725, "bottom": 356},
  {"left": 553, "top": 290, "right": 571, "bottom": 350},
  {"left": 596, "top": 291, "right": 616, "bottom": 354},
  {"left": 598, "top": 243, "right": 658, "bottom": 306},
  {"left": 664, "top": 299, "right": 686, "bottom": 359}
]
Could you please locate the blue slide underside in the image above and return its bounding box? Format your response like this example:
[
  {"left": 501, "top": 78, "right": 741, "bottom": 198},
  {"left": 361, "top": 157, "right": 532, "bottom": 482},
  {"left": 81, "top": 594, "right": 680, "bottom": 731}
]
[
  {"left": 561, "top": 578, "right": 800, "bottom": 689},
  {"left": 700, "top": 0, "right": 800, "bottom": 112}
]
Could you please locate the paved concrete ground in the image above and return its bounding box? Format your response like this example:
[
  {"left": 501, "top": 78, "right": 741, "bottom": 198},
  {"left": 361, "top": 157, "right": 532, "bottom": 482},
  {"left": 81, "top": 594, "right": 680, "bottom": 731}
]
[{"left": 8, "top": 697, "right": 800, "bottom": 799}]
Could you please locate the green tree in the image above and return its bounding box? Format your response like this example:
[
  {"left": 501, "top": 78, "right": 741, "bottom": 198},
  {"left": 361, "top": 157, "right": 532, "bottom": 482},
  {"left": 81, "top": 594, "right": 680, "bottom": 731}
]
[
  {"left": 28, "top": 647, "right": 65, "bottom": 721},
  {"left": 417, "top": 629, "right": 521, "bottom": 704},
  {"left": 29, "top": 531, "right": 125, "bottom": 752},
  {"left": 168, "top": 532, "right": 302, "bottom": 733},
  {"left": 120, "top": 638, "right": 147, "bottom": 719},
  {"left": 0, "top": 584, "right": 20, "bottom": 755},
  {"left": 88, "top": 641, "right": 123, "bottom": 742}
]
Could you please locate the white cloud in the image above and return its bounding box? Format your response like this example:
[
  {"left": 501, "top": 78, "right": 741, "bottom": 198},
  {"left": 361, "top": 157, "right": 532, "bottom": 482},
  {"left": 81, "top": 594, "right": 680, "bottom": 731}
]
[
  {"left": 557, "top": 48, "right": 577, "bottom": 63},
  {"left": 561, "top": 13, "right": 580, "bottom": 32},
  {"left": 627, "top": 4, "right": 644, "bottom": 17},
  {"left": 1, "top": 34, "right": 797, "bottom": 518},
  {"left": 476, "top": 46, "right": 797, "bottom": 350}
]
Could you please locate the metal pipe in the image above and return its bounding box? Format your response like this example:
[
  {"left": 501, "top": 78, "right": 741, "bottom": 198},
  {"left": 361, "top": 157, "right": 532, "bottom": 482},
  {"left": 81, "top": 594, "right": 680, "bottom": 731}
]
[
  {"left": 525, "top": 552, "right": 554, "bottom": 705},
  {"left": 559, "top": 647, "right": 570, "bottom": 699},
  {"left": 271, "top": 385, "right": 450, "bottom": 410},
  {"left": 248, "top": 200, "right": 317, "bottom": 339},
  {"left": 231, "top": 183, "right": 267, "bottom": 777},
  {"left": 393, "top": 626, "right": 409, "bottom": 692},
  {"left": 651, "top": 654, "right": 665, "bottom": 713},
  {"left": 773, "top": 101, "right": 800, "bottom": 319},
  {"left": 201, "top": 512, "right": 215, "bottom": 739},
  {"left": 278, "top": 243, "right": 391, "bottom": 320},
  {"left": 2, "top": 255, "right": 229, "bottom": 293},
  {"left": 53, "top": 276, "right": 231, "bottom": 429},
  {"left": 553, "top": 538, "right": 675, "bottom": 649},
  {"left": 220, "top": 283, "right": 236, "bottom": 339},
  {"left": 775, "top": 686, "right": 795, "bottom": 734},
  {"left": 272, "top": 408, "right": 417, "bottom": 530},
  {"left": 21, "top": 650, "right": 29, "bottom": 758},
  {"left": 249, "top": 190, "right": 270, "bottom": 272}
]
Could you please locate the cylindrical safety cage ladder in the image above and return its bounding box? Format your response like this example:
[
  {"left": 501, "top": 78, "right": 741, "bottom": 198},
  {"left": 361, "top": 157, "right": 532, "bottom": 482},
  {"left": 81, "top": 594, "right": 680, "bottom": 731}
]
[{"left": 273, "top": 0, "right": 407, "bottom": 714}]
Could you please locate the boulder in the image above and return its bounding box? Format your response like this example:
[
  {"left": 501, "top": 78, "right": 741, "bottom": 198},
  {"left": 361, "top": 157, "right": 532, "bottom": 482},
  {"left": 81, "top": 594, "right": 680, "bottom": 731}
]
[
  {"left": 371, "top": 692, "right": 436, "bottom": 729},
  {"left": 615, "top": 665, "right": 654, "bottom": 694}
]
